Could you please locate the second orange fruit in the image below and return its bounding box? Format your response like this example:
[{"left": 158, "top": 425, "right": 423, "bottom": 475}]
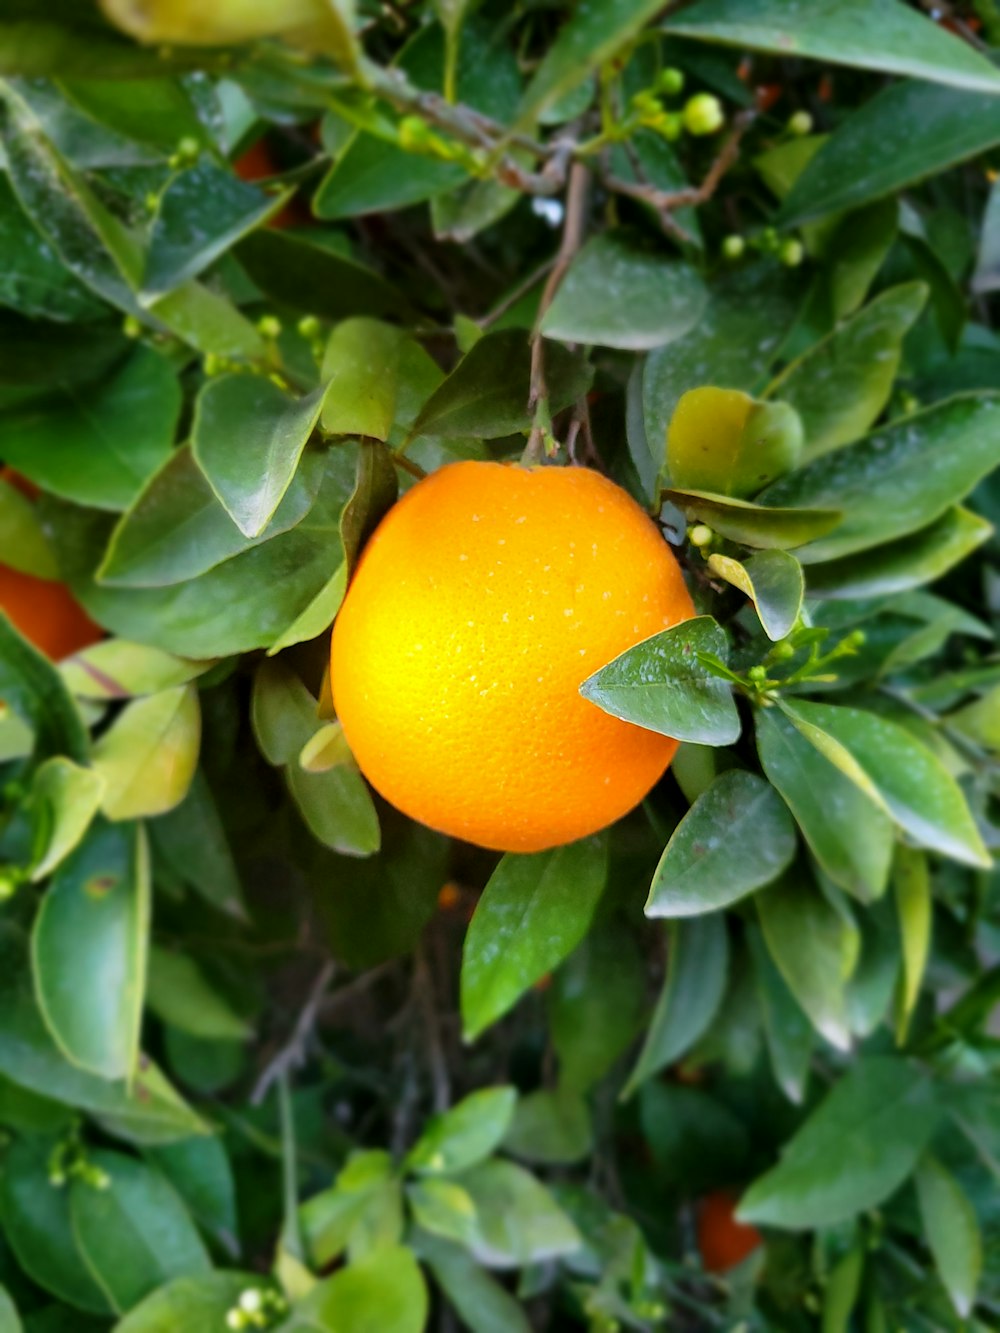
[{"left": 331, "top": 461, "right": 694, "bottom": 852}]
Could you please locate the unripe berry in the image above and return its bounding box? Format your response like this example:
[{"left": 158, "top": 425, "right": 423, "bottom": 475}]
[
  {"left": 748, "top": 665, "right": 767, "bottom": 683},
  {"left": 689, "top": 523, "right": 714, "bottom": 548},
  {"left": 722, "top": 234, "right": 745, "bottom": 260},
  {"left": 658, "top": 112, "right": 683, "bottom": 142},
  {"left": 780, "top": 238, "right": 804, "bottom": 267},
  {"left": 787, "top": 110, "right": 813, "bottom": 136},
  {"left": 682, "top": 93, "right": 724, "bottom": 136},
  {"left": 296, "top": 315, "right": 321, "bottom": 340},
  {"left": 658, "top": 67, "right": 685, "bottom": 96},
  {"left": 256, "top": 314, "right": 282, "bottom": 340}
]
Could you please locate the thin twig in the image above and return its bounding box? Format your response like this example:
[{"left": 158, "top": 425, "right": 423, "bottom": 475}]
[
  {"left": 320, "top": 958, "right": 397, "bottom": 1017},
  {"left": 479, "top": 257, "right": 556, "bottom": 329},
  {"left": 252, "top": 959, "right": 336, "bottom": 1105},
  {"left": 414, "top": 943, "right": 450, "bottom": 1114}
]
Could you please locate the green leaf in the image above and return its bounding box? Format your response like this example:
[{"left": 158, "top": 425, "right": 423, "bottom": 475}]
[
  {"left": 192, "top": 376, "right": 326, "bottom": 540},
  {"left": 540, "top": 231, "right": 706, "bottom": 351},
  {"left": 59, "top": 640, "right": 214, "bottom": 701},
  {"left": 761, "top": 395, "right": 1000, "bottom": 564},
  {"left": 914, "top": 1156, "right": 982, "bottom": 1319},
  {"left": 738, "top": 1057, "right": 939, "bottom": 1228},
  {"left": 148, "top": 770, "right": 247, "bottom": 921},
  {"left": 765, "top": 283, "right": 928, "bottom": 460},
  {"left": 624, "top": 914, "right": 728, "bottom": 1096},
  {"left": 91, "top": 686, "right": 200, "bottom": 821},
  {"left": 321, "top": 319, "right": 403, "bottom": 442},
  {"left": 338, "top": 440, "right": 398, "bottom": 574},
  {"left": 827, "top": 199, "right": 899, "bottom": 320},
  {"left": 0, "top": 615, "right": 88, "bottom": 762},
  {"left": 781, "top": 699, "right": 990, "bottom": 869},
  {"left": 708, "top": 551, "right": 803, "bottom": 641},
  {"left": 435, "top": 1160, "right": 580, "bottom": 1269},
  {"left": 285, "top": 1247, "right": 427, "bottom": 1333},
  {"left": 893, "top": 846, "right": 931, "bottom": 1045},
  {"left": 461, "top": 835, "right": 608, "bottom": 1041},
  {"left": 579, "top": 616, "right": 740, "bottom": 747},
  {"left": 407, "top": 330, "right": 592, "bottom": 440},
  {"left": 28, "top": 757, "right": 106, "bottom": 882},
  {"left": 98, "top": 447, "right": 326, "bottom": 589},
  {"left": 747, "top": 924, "right": 813, "bottom": 1105},
  {"left": 146, "top": 948, "right": 250, "bottom": 1042},
  {"left": 0, "top": 347, "right": 180, "bottom": 511},
  {"left": 0, "top": 471, "right": 58, "bottom": 578},
  {"left": 822, "top": 1245, "right": 864, "bottom": 1333},
  {"left": 111, "top": 1272, "right": 266, "bottom": 1333},
  {"left": 59, "top": 76, "right": 213, "bottom": 154},
  {"left": 806, "top": 506, "right": 992, "bottom": 600},
  {"left": 781, "top": 82, "right": 1000, "bottom": 227},
  {"left": 143, "top": 159, "right": 290, "bottom": 298},
  {"left": 145, "top": 1136, "right": 239, "bottom": 1256},
  {"left": 416, "top": 1233, "right": 532, "bottom": 1333},
  {"left": 407, "top": 1087, "right": 517, "bottom": 1175},
  {"left": 756, "top": 708, "right": 893, "bottom": 903},
  {"left": 0, "top": 172, "right": 103, "bottom": 322},
  {"left": 666, "top": 0, "right": 1000, "bottom": 93},
  {"left": 973, "top": 178, "right": 1000, "bottom": 295},
  {"left": 502, "top": 1088, "right": 592, "bottom": 1165},
  {"left": 664, "top": 488, "right": 840, "bottom": 549},
  {"left": 32, "top": 821, "right": 149, "bottom": 1081},
  {"left": 70, "top": 1151, "right": 211, "bottom": 1315},
  {"left": 667, "top": 388, "right": 803, "bottom": 498},
  {"left": 757, "top": 872, "right": 855, "bottom": 1050},
  {"left": 286, "top": 762, "right": 380, "bottom": 858},
  {"left": 266, "top": 562, "right": 347, "bottom": 656},
  {"left": 1, "top": 1137, "right": 111, "bottom": 1315},
  {"left": 648, "top": 768, "right": 798, "bottom": 918},
  {"left": 0, "top": 1287, "right": 21, "bottom": 1333}
]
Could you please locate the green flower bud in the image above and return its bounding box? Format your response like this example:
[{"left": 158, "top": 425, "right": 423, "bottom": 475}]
[
  {"left": 779, "top": 238, "right": 804, "bottom": 267},
  {"left": 787, "top": 110, "right": 813, "bottom": 137},
  {"left": 239, "top": 1290, "right": 264, "bottom": 1314},
  {"left": 682, "top": 92, "right": 724, "bottom": 136},
  {"left": 398, "top": 116, "right": 432, "bottom": 152},
  {"left": 257, "top": 314, "right": 282, "bottom": 340},
  {"left": 658, "top": 67, "right": 685, "bottom": 96},
  {"left": 122, "top": 315, "right": 143, "bottom": 340},
  {"left": 722, "top": 234, "right": 745, "bottom": 260},
  {"left": 657, "top": 112, "right": 683, "bottom": 142},
  {"left": 689, "top": 523, "right": 714, "bottom": 548},
  {"left": 748, "top": 665, "right": 767, "bottom": 683},
  {"left": 296, "top": 315, "right": 321, "bottom": 341}
]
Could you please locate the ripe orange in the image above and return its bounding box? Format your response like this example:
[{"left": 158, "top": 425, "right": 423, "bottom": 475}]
[
  {"left": 330, "top": 461, "right": 695, "bottom": 853},
  {"left": 697, "top": 1191, "right": 762, "bottom": 1273}
]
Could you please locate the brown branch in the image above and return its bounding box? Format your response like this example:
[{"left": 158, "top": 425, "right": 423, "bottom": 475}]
[{"left": 252, "top": 959, "right": 336, "bottom": 1105}]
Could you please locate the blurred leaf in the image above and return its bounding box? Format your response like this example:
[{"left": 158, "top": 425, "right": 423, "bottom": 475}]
[
  {"left": 301, "top": 1151, "right": 397, "bottom": 1269},
  {"left": 647, "top": 771, "right": 796, "bottom": 917},
  {"left": 407, "top": 1087, "right": 516, "bottom": 1175},
  {"left": 625, "top": 914, "right": 728, "bottom": 1095},
  {"left": 766, "top": 283, "right": 928, "bottom": 460},
  {"left": 972, "top": 178, "right": 1000, "bottom": 295},
  {"left": 146, "top": 948, "right": 250, "bottom": 1042},
  {"left": 914, "top": 1156, "right": 982, "bottom": 1319},
  {"left": 417, "top": 1233, "right": 532, "bottom": 1333},
  {"left": 893, "top": 846, "right": 931, "bottom": 1045},
  {"left": 461, "top": 835, "right": 608, "bottom": 1041},
  {"left": 145, "top": 1136, "right": 239, "bottom": 1256},
  {"left": 192, "top": 376, "right": 325, "bottom": 540},
  {"left": 639, "top": 1082, "right": 750, "bottom": 1193},
  {"left": 781, "top": 83, "right": 1000, "bottom": 226},
  {"left": 828, "top": 199, "right": 898, "bottom": 319},
  {"left": 0, "top": 617, "right": 88, "bottom": 762},
  {"left": 756, "top": 708, "right": 893, "bottom": 903},
  {"left": 664, "top": 488, "right": 840, "bottom": 549},
  {"left": 580, "top": 616, "right": 740, "bottom": 746},
  {"left": 708, "top": 551, "right": 803, "bottom": 641},
  {"left": 112, "top": 1272, "right": 266, "bottom": 1333},
  {"left": 0, "top": 1288, "right": 19, "bottom": 1333},
  {"left": 70, "top": 1151, "right": 210, "bottom": 1314},
  {"left": 299, "top": 721, "right": 352, "bottom": 774},
  {"left": 29, "top": 757, "right": 105, "bottom": 883},
  {"left": 286, "top": 762, "right": 380, "bottom": 858},
  {"left": 666, "top": 0, "right": 1000, "bottom": 91},
  {"left": 0, "top": 347, "right": 180, "bottom": 512},
  {"left": 59, "top": 77, "right": 213, "bottom": 154},
  {"left": 32, "top": 821, "right": 149, "bottom": 1081},
  {"left": 667, "top": 387, "right": 802, "bottom": 498},
  {"left": 149, "top": 770, "right": 246, "bottom": 921},
  {"left": 781, "top": 699, "right": 990, "bottom": 868},
  {"left": 806, "top": 506, "right": 992, "bottom": 600},
  {"left": 757, "top": 872, "right": 855, "bottom": 1050},
  {"left": 321, "top": 319, "right": 402, "bottom": 441},
  {"left": 541, "top": 231, "right": 706, "bottom": 351},
  {"left": 0, "top": 172, "right": 105, "bottom": 320},
  {"left": 92, "top": 686, "right": 200, "bottom": 821},
  {"left": 502, "top": 1088, "right": 592, "bottom": 1165},
  {"left": 761, "top": 395, "right": 1000, "bottom": 563},
  {"left": 738, "top": 1057, "right": 939, "bottom": 1227},
  {"left": 822, "top": 1244, "right": 864, "bottom": 1333},
  {"left": 338, "top": 441, "right": 398, "bottom": 573},
  {"left": 266, "top": 562, "right": 347, "bottom": 656},
  {"left": 408, "top": 330, "right": 591, "bottom": 440},
  {"left": 439, "top": 1161, "right": 580, "bottom": 1269},
  {"left": 748, "top": 924, "right": 813, "bottom": 1104},
  {"left": 284, "top": 1247, "right": 427, "bottom": 1333},
  {"left": 0, "top": 473, "right": 58, "bottom": 579},
  {"left": 1, "top": 1137, "right": 111, "bottom": 1315}
]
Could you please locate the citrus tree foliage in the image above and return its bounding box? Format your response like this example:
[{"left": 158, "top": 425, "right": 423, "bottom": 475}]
[{"left": 0, "top": 2, "right": 1000, "bottom": 1330}]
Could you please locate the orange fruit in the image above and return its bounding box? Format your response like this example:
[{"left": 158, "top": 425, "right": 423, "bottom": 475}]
[
  {"left": 697, "top": 1191, "right": 762, "bottom": 1273},
  {"left": 330, "top": 461, "right": 695, "bottom": 853}
]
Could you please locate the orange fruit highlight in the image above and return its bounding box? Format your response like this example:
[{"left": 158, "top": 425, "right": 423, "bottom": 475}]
[
  {"left": 331, "top": 461, "right": 695, "bottom": 852},
  {"left": 697, "top": 1191, "right": 762, "bottom": 1273}
]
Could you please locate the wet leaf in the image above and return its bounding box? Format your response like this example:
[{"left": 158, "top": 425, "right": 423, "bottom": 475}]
[{"left": 708, "top": 550, "right": 803, "bottom": 641}]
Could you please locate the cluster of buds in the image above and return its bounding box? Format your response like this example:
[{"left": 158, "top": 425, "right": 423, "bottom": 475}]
[
  {"left": 629, "top": 70, "right": 725, "bottom": 144},
  {"left": 168, "top": 134, "right": 202, "bottom": 172},
  {"left": 225, "top": 1287, "right": 288, "bottom": 1330},
  {"left": 48, "top": 1125, "right": 111, "bottom": 1191},
  {"left": 722, "top": 226, "right": 804, "bottom": 268}
]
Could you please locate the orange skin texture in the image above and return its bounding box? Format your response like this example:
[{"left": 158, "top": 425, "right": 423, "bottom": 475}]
[
  {"left": 331, "top": 461, "right": 695, "bottom": 853},
  {"left": 697, "top": 1192, "right": 762, "bottom": 1274}
]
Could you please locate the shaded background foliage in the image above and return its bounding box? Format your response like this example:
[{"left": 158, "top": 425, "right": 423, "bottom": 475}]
[{"left": 0, "top": 1, "right": 999, "bottom": 1330}]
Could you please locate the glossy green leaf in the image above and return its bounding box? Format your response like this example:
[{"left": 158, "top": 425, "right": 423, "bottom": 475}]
[
  {"left": 827, "top": 199, "right": 899, "bottom": 319},
  {"left": 0, "top": 473, "right": 58, "bottom": 578},
  {"left": 59, "top": 640, "right": 214, "bottom": 701},
  {"left": 708, "top": 550, "right": 803, "bottom": 641},
  {"left": 145, "top": 1136, "right": 239, "bottom": 1257},
  {"left": 664, "top": 488, "right": 840, "bottom": 549},
  {"left": 286, "top": 762, "right": 380, "bottom": 858},
  {"left": 667, "top": 0, "right": 1000, "bottom": 92},
  {"left": 502, "top": 1088, "right": 592, "bottom": 1165},
  {"left": 647, "top": 771, "right": 796, "bottom": 917},
  {"left": 146, "top": 948, "right": 250, "bottom": 1042},
  {"left": 252, "top": 660, "right": 324, "bottom": 767},
  {"left": 192, "top": 376, "right": 325, "bottom": 539},
  {"left": 148, "top": 770, "right": 247, "bottom": 921},
  {"left": 0, "top": 347, "right": 180, "bottom": 511},
  {"left": 407, "top": 1087, "right": 516, "bottom": 1175},
  {"left": 321, "top": 319, "right": 402, "bottom": 441},
  {"left": 541, "top": 231, "right": 706, "bottom": 351},
  {"left": 766, "top": 283, "right": 928, "bottom": 460},
  {"left": 756, "top": 708, "right": 894, "bottom": 903},
  {"left": 266, "top": 562, "right": 347, "bottom": 656},
  {"left": 893, "top": 846, "right": 931, "bottom": 1045},
  {"left": 91, "top": 685, "right": 200, "bottom": 821},
  {"left": 781, "top": 699, "right": 990, "bottom": 868},
  {"left": 748, "top": 924, "right": 813, "bottom": 1105},
  {"left": 757, "top": 872, "right": 855, "bottom": 1050},
  {"left": 667, "top": 387, "right": 803, "bottom": 498},
  {"left": 417, "top": 1233, "right": 532, "bottom": 1333},
  {"left": 0, "top": 617, "right": 88, "bottom": 762},
  {"left": 408, "top": 330, "right": 591, "bottom": 441},
  {"left": 624, "top": 914, "right": 728, "bottom": 1095},
  {"left": 806, "top": 506, "right": 992, "bottom": 600},
  {"left": 338, "top": 441, "right": 398, "bottom": 574},
  {"left": 822, "top": 1245, "right": 864, "bottom": 1333},
  {"left": 70, "top": 1151, "right": 210, "bottom": 1314},
  {"left": 461, "top": 835, "right": 608, "bottom": 1041},
  {"left": 59, "top": 76, "right": 213, "bottom": 153},
  {"left": 738, "top": 1057, "right": 939, "bottom": 1228},
  {"left": 285, "top": 1247, "right": 427, "bottom": 1333},
  {"left": 580, "top": 616, "right": 740, "bottom": 746},
  {"left": 781, "top": 82, "right": 1000, "bottom": 227},
  {"left": 28, "top": 757, "right": 105, "bottom": 882},
  {"left": 761, "top": 395, "right": 1000, "bottom": 563},
  {"left": 112, "top": 1273, "right": 265, "bottom": 1333},
  {"left": 914, "top": 1156, "right": 982, "bottom": 1319},
  {"left": 0, "top": 172, "right": 103, "bottom": 322}
]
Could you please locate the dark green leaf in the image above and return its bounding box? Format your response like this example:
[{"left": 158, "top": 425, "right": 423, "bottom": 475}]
[
  {"left": 664, "top": 488, "right": 840, "bottom": 549},
  {"left": 145, "top": 1136, "right": 239, "bottom": 1256},
  {"left": 461, "top": 835, "right": 608, "bottom": 1041},
  {"left": 148, "top": 770, "right": 247, "bottom": 921},
  {"left": 708, "top": 550, "right": 803, "bottom": 641},
  {"left": 748, "top": 924, "right": 813, "bottom": 1105},
  {"left": 432, "top": 1161, "right": 580, "bottom": 1269},
  {"left": 146, "top": 948, "right": 250, "bottom": 1042},
  {"left": 828, "top": 199, "right": 899, "bottom": 320},
  {"left": 893, "top": 845, "right": 931, "bottom": 1044},
  {"left": 287, "top": 762, "right": 380, "bottom": 858},
  {"left": 236, "top": 230, "right": 412, "bottom": 323},
  {"left": 580, "top": 616, "right": 740, "bottom": 747},
  {"left": 321, "top": 320, "right": 403, "bottom": 442},
  {"left": 502, "top": 1088, "right": 592, "bottom": 1165},
  {"left": 0, "top": 617, "right": 88, "bottom": 762},
  {"left": 338, "top": 441, "right": 398, "bottom": 574},
  {"left": 914, "top": 1156, "right": 982, "bottom": 1319},
  {"left": 0, "top": 174, "right": 102, "bottom": 321}
]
